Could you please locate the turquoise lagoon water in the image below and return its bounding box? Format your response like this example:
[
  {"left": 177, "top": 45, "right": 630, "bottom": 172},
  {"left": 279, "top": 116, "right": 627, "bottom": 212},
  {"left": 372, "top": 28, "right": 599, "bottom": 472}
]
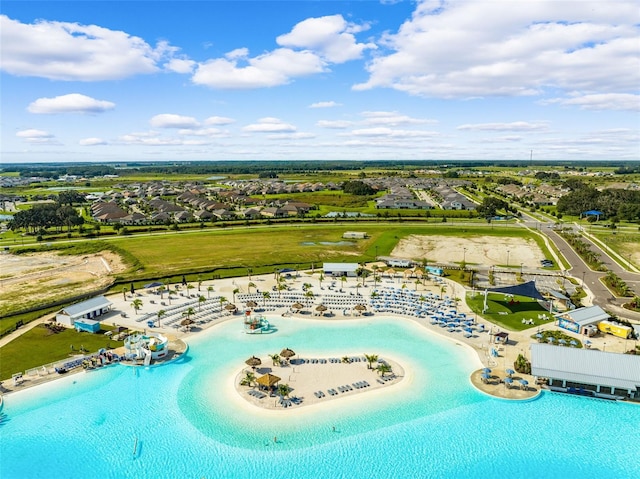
[{"left": 2, "top": 317, "right": 639, "bottom": 479}]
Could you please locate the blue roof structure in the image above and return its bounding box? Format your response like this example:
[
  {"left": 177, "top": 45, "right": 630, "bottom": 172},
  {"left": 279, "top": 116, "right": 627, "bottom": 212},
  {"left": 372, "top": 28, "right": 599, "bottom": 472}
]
[
  {"left": 487, "top": 281, "right": 546, "bottom": 301},
  {"left": 582, "top": 210, "right": 604, "bottom": 216}
]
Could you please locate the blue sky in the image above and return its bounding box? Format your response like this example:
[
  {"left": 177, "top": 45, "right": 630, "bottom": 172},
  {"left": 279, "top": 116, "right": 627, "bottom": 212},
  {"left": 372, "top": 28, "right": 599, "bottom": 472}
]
[{"left": 2, "top": 0, "right": 639, "bottom": 164}]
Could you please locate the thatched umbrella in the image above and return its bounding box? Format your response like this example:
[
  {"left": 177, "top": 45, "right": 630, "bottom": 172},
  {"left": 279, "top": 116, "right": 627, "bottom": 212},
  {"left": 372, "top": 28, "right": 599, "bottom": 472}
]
[
  {"left": 256, "top": 373, "right": 281, "bottom": 389},
  {"left": 245, "top": 356, "right": 262, "bottom": 369},
  {"left": 291, "top": 302, "right": 304, "bottom": 311},
  {"left": 245, "top": 300, "right": 258, "bottom": 309},
  {"left": 180, "top": 318, "right": 194, "bottom": 326},
  {"left": 354, "top": 304, "right": 367, "bottom": 312},
  {"left": 225, "top": 303, "right": 237, "bottom": 312},
  {"left": 280, "top": 348, "right": 296, "bottom": 360},
  {"left": 315, "top": 304, "right": 328, "bottom": 316}
]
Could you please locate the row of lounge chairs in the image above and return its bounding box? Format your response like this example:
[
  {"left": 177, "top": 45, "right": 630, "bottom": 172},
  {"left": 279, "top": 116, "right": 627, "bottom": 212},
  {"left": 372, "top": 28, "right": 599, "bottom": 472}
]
[{"left": 248, "top": 389, "right": 267, "bottom": 399}]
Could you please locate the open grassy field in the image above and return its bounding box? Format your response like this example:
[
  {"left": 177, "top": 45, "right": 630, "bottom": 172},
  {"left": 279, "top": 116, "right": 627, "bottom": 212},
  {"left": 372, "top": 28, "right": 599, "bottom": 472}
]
[
  {"left": 0, "top": 323, "right": 123, "bottom": 380},
  {"left": 466, "top": 292, "right": 550, "bottom": 331}
]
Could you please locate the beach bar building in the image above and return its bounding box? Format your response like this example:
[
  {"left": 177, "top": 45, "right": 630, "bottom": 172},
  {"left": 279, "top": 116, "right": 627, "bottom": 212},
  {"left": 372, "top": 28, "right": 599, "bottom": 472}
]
[
  {"left": 56, "top": 296, "right": 113, "bottom": 328},
  {"left": 530, "top": 343, "right": 640, "bottom": 399},
  {"left": 555, "top": 305, "right": 609, "bottom": 335}
]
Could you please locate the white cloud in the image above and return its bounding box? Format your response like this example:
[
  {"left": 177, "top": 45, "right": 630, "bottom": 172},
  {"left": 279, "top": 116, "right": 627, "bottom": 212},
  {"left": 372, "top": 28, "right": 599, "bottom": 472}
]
[
  {"left": 204, "top": 116, "right": 236, "bottom": 125},
  {"left": 354, "top": 1, "right": 640, "bottom": 102},
  {"left": 457, "top": 121, "right": 549, "bottom": 132},
  {"left": 276, "top": 14, "right": 375, "bottom": 63},
  {"left": 79, "top": 137, "right": 107, "bottom": 146},
  {"left": 164, "top": 58, "right": 196, "bottom": 74},
  {"left": 150, "top": 114, "right": 200, "bottom": 129},
  {"left": 361, "top": 111, "right": 436, "bottom": 126},
  {"left": 309, "top": 101, "right": 341, "bottom": 108},
  {"left": 0, "top": 15, "right": 182, "bottom": 81},
  {"left": 543, "top": 93, "right": 640, "bottom": 111},
  {"left": 16, "top": 128, "right": 57, "bottom": 144},
  {"left": 120, "top": 131, "right": 209, "bottom": 146},
  {"left": 178, "top": 128, "right": 228, "bottom": 138},
  {"left": 242, "top": 117, "right": 296, "bottom": 133},
  {"left": 349, "top": 127, "right": 439, "bottom": 138},
  {"left": 317, "top": 120, "right": 354, "bottom": 129},
  {"left": 28, "top": 93, "right": 115, "bottom": 114},
  {"left": 267, "top": 132, "right": 316, "bottom": 140},
  {"left": 192, "top": 48, "right": 325, "bottom": 89}
]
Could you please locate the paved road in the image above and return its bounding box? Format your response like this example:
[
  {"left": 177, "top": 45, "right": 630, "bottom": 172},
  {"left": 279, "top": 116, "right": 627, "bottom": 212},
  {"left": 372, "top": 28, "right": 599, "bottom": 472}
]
[{"left": 522, "top": 218, "right": 640, "bottom": 321}]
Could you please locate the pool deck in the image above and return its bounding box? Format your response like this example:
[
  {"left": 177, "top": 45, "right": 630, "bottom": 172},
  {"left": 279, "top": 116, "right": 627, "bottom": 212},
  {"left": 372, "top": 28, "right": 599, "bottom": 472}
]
[{"left": 1, "top": 267, "right": 629, "bottom": 400}]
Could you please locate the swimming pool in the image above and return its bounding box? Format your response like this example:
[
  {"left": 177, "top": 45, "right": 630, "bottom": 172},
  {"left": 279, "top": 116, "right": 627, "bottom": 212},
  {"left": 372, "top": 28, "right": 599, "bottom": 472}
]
[{"left": 2, "top": 316, "right": 639, "bottom": 478}]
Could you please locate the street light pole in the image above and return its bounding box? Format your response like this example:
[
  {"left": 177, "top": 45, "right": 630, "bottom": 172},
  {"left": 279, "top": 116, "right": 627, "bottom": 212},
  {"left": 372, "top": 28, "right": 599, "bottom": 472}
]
[
  {"left": 582, "top": 271, "right": 586, "bottom": 288},
  {"left": 506, "top": 249, "right": 510, "bottom": 268}
]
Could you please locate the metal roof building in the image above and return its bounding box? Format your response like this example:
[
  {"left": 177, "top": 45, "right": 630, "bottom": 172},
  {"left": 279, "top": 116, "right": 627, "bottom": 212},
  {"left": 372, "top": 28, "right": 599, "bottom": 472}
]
[
  {"left": 530, "top": 343, "right": 640, "bottom": 399},
  {"left": 56, "top": 295, "right": 113, "bottom": 327},
  {"left": 322, "top": 263, "right": 360, "bottom": 277},
  {"left": 554, "top": 305, "right": 610, "bottom": 335}
]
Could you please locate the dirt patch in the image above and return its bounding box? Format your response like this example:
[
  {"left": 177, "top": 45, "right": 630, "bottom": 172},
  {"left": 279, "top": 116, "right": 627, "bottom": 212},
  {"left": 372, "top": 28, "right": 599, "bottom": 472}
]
[
  {"left": 391, "top": 235, "right": 545, "bottom": 267},
  {"left": 0, "top": 251, "right": 126, "bottom": 315}
]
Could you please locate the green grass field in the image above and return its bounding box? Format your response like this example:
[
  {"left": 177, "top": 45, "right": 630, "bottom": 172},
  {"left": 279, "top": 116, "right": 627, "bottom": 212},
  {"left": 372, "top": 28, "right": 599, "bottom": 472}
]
[
  {"left": 0, "top": 324, "right": 124, "bottom": 380},
  {"left": 466, "top": 291, "right": 550, "bottom": 331}
]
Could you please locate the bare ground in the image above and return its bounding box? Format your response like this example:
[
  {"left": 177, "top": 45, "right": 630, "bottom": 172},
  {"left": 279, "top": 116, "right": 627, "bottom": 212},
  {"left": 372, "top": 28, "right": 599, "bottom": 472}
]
[
  {"left": 0, "top": 251, "right": 126, "bottom": 315},
  {"left": 391, "top": 235, "right": 545, "bottom": 267}
]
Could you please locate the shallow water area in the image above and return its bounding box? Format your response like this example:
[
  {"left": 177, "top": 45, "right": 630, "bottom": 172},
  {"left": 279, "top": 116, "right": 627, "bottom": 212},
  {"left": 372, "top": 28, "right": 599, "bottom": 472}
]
[{"left": 2, "top": 316, "right": 639, "bottom": 478}]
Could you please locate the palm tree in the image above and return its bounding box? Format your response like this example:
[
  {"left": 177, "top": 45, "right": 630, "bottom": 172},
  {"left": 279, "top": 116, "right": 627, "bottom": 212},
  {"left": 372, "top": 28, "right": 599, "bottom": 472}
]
[
  {"left": 122, "top": 286, "right": 127, "bottom": 301},
  {"left": 232, "top": 287, "right": 240, "bottom": 303},
  {"left": 304, "top": 290, "right": 314, "bottom": 306},
  {"left": 183, "top": 307, "right": 195, "bottom": 321},
  {"left": 157, "top": 285, "right": 166, "bottom": 299},
  {"left": 219, "top": 296, "right": 228, "bottom": 311},
  {"left": 376, "top": 362, "right": 392, "bottom": 377},
  {"left": 197, "top": 275, "right": 202, "bottom": 291},
  {"left": 156, "top": 309, "right": 166, "bottom": 327},
  {"left": 415, "top": 279, "right": 421, "bottom": 291},
  {"left": 167, "top": 290, "right": 174, "bottom": 305},
  {"left": 340, "top": 275, "right": 347, "bottom": 291},
  {"left": 277, "top": 282, "right": 287, "bottom": 299},
  {"left": 198, "top": 295, "right": 206, "bottom": 311},
  {"left": 318, "top": 273, "right": 324, "bottom": 288},
  {"left": 207, "top": 285, "right": 214, "bottom": 299},
  {"left": 247, "top": 282, "right": 256, "bottom": 294},
  {"left": 269, "top": 353, "right": 281, "bottom": 366},
  {"left": 262, "top": 291, "right": 271, "bottom": 306},
  {"left": 186, "top": 283, "right": 194, "bottom": 297},
  {"left": 440, "top": 285, "right": 447, "bottom": 299},
  {"left": 364, "top": 354, "right": 379, "bottom": 370},
  {"left": 341, "top": 356, "right": 351, "bottom": 364},
  {"left": 240, "top": 371, "right": 257, "bottom": 388},
  {"left": 277, "top": 383, "right": 291, "bottom": 399},
  {"left": 131, "top": 298, "right": 143, "bottom": 315}
]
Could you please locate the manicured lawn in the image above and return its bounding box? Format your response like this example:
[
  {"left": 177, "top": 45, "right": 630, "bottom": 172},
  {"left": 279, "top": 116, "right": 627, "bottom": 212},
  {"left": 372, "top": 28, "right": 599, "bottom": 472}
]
[
  {"left": 466, "top": 292, "right": 550, "bottom": 331},
  {"left": 0, "top": 324, "right": 124, "bottom": 380}
]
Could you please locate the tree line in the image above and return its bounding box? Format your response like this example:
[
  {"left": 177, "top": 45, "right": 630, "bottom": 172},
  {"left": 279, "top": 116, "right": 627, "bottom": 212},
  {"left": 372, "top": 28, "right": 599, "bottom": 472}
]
[{"left": 556, "top": 183, "right": 640, "bottom": 221}]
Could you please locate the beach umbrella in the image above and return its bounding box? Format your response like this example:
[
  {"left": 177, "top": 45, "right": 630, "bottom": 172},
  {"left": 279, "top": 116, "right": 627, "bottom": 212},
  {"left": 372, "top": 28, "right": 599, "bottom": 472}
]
[
  {"left": 291, "top": 302, "right": 304, "bottom": 311},
  {"left": 483, "top": 367, "right": 492, "bottom": 374},
  {"left": 536, "top": 333, "right": 543, "bottom": 340},
  {"left": 180, "top": 318, "right": 194, "bottom": 326},
  {"left": 505, "top": 368, "right": 515, "bottom": 377},
  {"left": 225, "top": 303, "right": 237, "bottom": 311},
  {"left": 585, "top": 340, "right": 592, "bottom": 347},
  {"left": 280, "top": 348, "right": 296, "bottom": 359},
  {"left": 504, "top": 377, "right": 513, "bottom": 384},
  {"left": 558, "top": 339, "right": 567, "bottom": 346},
  {"left": 315, "top": 304, "right": 328, "bottom": 313},
  {"left": 354, "top": 304, "right": 367, "bottom": 312},
  {"left": 547, "top": 337, "right": 555, "bottom": 344},
  {"left": 245, "top": 356, "right": 262, "bottom": 369},
  {"left": 519, "top": 379, "right": 529, "bottom": 390},
  {"left": 570, "top": 340, "right": 578, "bottom": 347},
  {"left": 465, "top": 327, "right": 473, "bottom": 334},
  {"left": 245, "top": 300, "right": 258, "bottom": 309}
]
